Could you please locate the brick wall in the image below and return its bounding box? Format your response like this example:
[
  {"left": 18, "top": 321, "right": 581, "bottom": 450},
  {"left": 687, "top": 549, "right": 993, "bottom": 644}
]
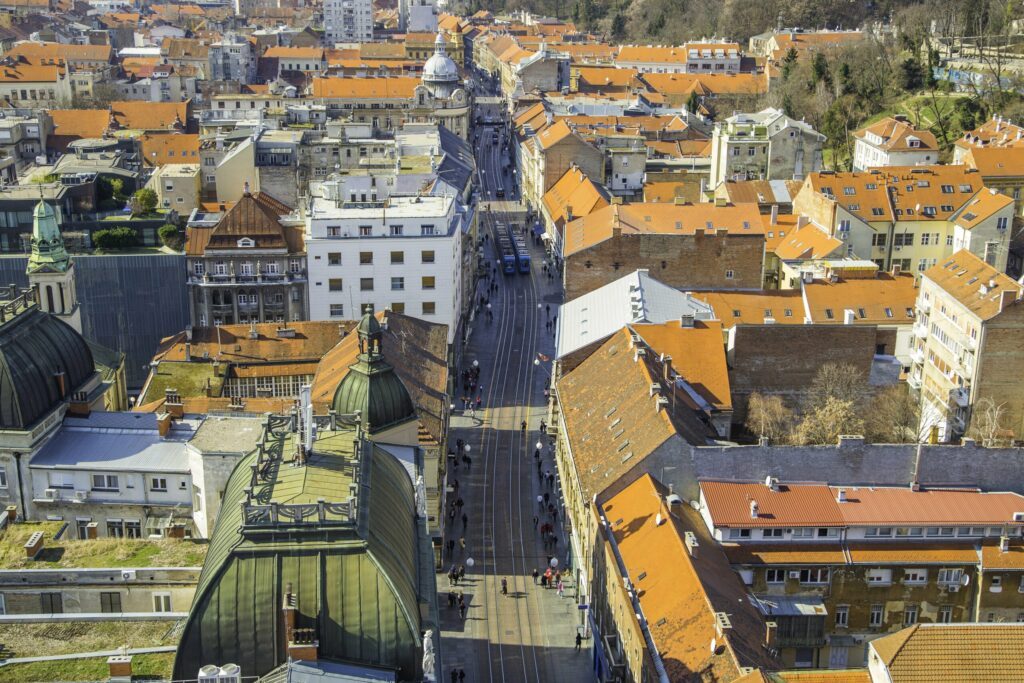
[
  {"left": 727, "top": 323, "right": 877, "bottom": 422},
  {"left": 975, "top": 303, "right": 1024, "bottom": 438},
  {"left": 563, "top": 231, "right": 765, "bottom": 301}
]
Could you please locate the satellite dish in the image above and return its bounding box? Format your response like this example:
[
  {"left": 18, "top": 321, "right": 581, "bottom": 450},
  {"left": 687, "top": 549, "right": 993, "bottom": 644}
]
[
  {"left": 961, "top": 574, "right": 970, "bottom": 586},
  {"left": 710, "top": 637, "right": 717, "bottom": 654}
]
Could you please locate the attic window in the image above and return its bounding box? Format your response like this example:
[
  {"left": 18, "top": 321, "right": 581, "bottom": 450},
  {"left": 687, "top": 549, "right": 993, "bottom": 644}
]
[
  {"left": 963, "top": 212, "right": 977, "bottom": 221},
  {"left": 604, "top": 406, "right": 617, "bottom": 418},
  {"left": 675, "top": 221, "right": 682, "bottom": 229},
  {"left": 916, "top": 180, "right": 930, "bottom": 188},
  {"left": 732, "top": 309, "right": 741, "bottom": 318},
  {"left": 865, "top": 183, "right": 877, "bottom": 190},
  {"left": 237, "top": 237, "right": 255, "bottom": 248},
  {"left": 906, "top": 308, "right": 915, "bottom": 318},
  {"left": 617, "top": 440, "right": 630, "bottom": 453},
  {"left": 858, "top": 308, "right": 867, "bottom": 318},
  {"left": 959, "top": 184, "right": 972, "bottom": 192},
  {"left": 941, "top": 185, "right": 954, "bottom": 194},
  {"left": 843, "top": 187, "right": 856, "bottom": 195},
  {"left": 872, "top": 208, "right": 885, "bottom": 216},
  {"left": 884, "top": 307, "right": 894, "bottom": 318},
  {"left": 968, "top": 277, "right": 978, "bottom": 285},
  {"left": 644, "top": 215, "right": 652, "bottom": 222},
  {"left": 825, "top": 308, "right": 834, "bottom": 319},
  {"left": 941, "top": 204, "right": 954, "bottom": 212},
  {"left": 764, "top": 308, "right": 772, "bottom": 317},
  {"left": 783, "top": 308, "right": 792, "bottom": 317}
]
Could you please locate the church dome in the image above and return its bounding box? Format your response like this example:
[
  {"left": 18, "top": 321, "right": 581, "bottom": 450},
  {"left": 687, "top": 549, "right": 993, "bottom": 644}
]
[
  {"left": 0, "top": 305, "right": 94, "bottom": 429},
  {"left": 423, "top": 32, "right": 458, "bottom": 84},
  {"left": 331, "top": 309, "right": 416, "bottom": 434}
]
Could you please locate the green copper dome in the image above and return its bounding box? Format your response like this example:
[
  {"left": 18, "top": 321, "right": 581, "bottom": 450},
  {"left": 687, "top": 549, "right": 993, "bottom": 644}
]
[
  {"left": 332, "top": 310, "right": 416, "bottom": 434},
  {"left": 26, "top": 200, "right": 70, "bottom": 275}
]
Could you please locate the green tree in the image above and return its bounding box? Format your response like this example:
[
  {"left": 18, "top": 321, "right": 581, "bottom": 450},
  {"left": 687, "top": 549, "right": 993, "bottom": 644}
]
[
  {"left": 898, "top": 57, "right": 927, "bottom": 91},
  {"left": 158, "top": 223, "right": 183, "bottom": 251},
  {"left": 610, "top": 11, "right": 626, "bottom": 40},
  {"left": 131, "top": 188, "right": 158, "bottom": 216}
]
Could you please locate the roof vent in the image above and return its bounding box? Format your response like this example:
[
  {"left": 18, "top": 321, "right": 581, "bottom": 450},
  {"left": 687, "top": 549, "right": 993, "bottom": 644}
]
[
  {"left": 749, "top": 500, "right": 759, "bottom": 519},
  {"left": 1000, "top": 535, "right": 1011, "bottom": 552},
  {"left": 836, "top": 488, "right": 847, "bottom": 503},
  {"left": 765, "top": 476, "right": 779, "bottom": 491}
]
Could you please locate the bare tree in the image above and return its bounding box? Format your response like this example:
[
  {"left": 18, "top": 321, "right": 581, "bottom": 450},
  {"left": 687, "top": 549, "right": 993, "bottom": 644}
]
[
  {"left": 790, "top": 397, "right": 864, "bottom": 445},
  {"left": 806, "top": 362, "right": 867, "bottom": 410},
  {"left": 745, "top": 393, "right": 794, "bottom": 444},
  {"left": 968, "top": 396, "right": 1014, "bottom": 446},
  {"left": 865, "top": 385, "right": 921, "bottom": 443}
]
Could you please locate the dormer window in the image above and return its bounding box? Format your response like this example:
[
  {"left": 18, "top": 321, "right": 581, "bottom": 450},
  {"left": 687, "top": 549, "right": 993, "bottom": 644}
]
[{"left": 237, "top": 237, "right": 255, "bottom": 248}]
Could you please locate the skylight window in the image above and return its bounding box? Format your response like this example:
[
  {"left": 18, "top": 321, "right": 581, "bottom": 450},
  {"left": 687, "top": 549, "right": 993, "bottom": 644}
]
[{"left": 884, "top": 307, "right": 894, "bottom": 318}]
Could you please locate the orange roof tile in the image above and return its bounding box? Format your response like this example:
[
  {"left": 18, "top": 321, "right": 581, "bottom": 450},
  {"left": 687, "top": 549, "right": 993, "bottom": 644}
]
[
  {"left": 603, "top": 474, "right": 777, "bottom": 679},
  {"left": 632, "top": 320, "right": 731, "bottom": 411},
  {"left": 980, "top": 539, "right": 1024, "bottom": 569},
  {"left": 7, "top": 41, "right": 111, "bottom": 65},
  {"left": 311, "top": 76, "right": 419, "bottom": 99},
  {"left": 535, "top": 119, "right": 573, "bottom": 150},
  {"left": 702, "top": 480, "right": 1024, "bottom": 529},
  {"left": 642, "top": 72, "right": 766, "bottom": 96},
  {"left": 0, "top": 63, "right": 64, "bottom": 82},
  {"left": 541, "top": 166, "right": 608, "bottom": 230},
  {"left": 775, "top": 671, "right": 871, "bottom": 683},
  {"left": 953, "top": 189, "right": 1014, "bottom": 230},
  {"left": 772, "top": 224, "right": 844, "bottom": 260},
  {"left": 803, "top": 271, "right": 919, "bottom": 325},
  {"left": 110, "top": 100, "right": 189, "bottom": 130},
  {"left": 693, "top": 289, "right": 804, "bottom": 326},
  {"left": 562, "top": 202, "right": 764, "bottom": 257},
  {"left": 961, "top": 146, "right": 1024, "bottom": 178},
  {"left": 870, "top": 623, "right": 1024, "bottom": 682},
  {"left": 845, "top": 542, "right": 980, "bottom": 565},
  {"left": 723, "top": 543, "right": 847, "bottom": 565},
  {"left": 153, "top": 320, "right": 352, "bottom": 365},
  {"left": 617, "top": 45, "right": 690, "bottom": 65},
  {"left": 803, "top": 166, "right": 984, "bottom": 223},
  {"left": 48, "top": 108, "right": 109, "bottom": 144},
  {"left": 264, "top": 46, "right": 324, "bottom": 60},
  {"left": 923, "top": 250, "right": 1023, "bottom": 320},
  {"left": 956, "top": 116, "right": 1024, "bottom": 151},
  {"left": 139, "top": 133, "right": 200, "bottom": 167}
]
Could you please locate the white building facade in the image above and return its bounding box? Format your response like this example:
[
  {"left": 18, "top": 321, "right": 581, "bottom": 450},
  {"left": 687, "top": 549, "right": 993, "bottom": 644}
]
[
  {"left": 324, "top": 0, "right": 373, "bottom": 45},
  {"left": 305, "top": 185, "right": 465, "bottom": 344}
]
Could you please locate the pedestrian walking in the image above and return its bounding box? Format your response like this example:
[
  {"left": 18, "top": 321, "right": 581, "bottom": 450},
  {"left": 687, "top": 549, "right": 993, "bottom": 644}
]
[
  {"left": 537, "top": 495, "right": 544, "bottom": 511},
  {"left": 537, "top": 461, "right": 543, "bottom": 477},
  {"left": 543, "top": 492, "right": 550, "bottom": 504},
  {"left": 575, "top": 633, "right": 582, "bottom": 651},
  {"left": 546, "top": 304, "right": 551, "bottom": 317},
  {"left": 501, "top": 578, "right": 508, "bottom": 595},
  {"left": 533, "top": 515, "right": 538, "bottom": 529},
  {"left": 540, "top": 573, "right": 548, "bottom": 588},
  {"left": 458, "top": 669, "right": 466, "bottom": 683},
  {"left": 451, "top": 668, "right": 458, "bottom": 683},
  {"left": 462, "top": 512, "right": 468, "bottom": 529},
  {"left": 532, "top": 568, "right": 539, "bottom": 584},
  {"left": 458, "top": 565, "right": 466, "bottom": 582},
  {"left": 521, "top": 420, "right": 527, "bottom": 431},
  {"left": 534, "top": 447, "right": 540, "bottom": 460},
  {"left": 459, "top": 536, "right": 466, "bottom": 551},
  {"left": 459, "top": 603, "right": 466, "bottom": 620},
  {"left": 447, "top": 539, "right": 455, "bottom": 559},
  {"left": 456, "top": 497, "right": 464, "bottom": 509},
  {"left": 557, "top": 580, "right": 564, "bottom": 597}
]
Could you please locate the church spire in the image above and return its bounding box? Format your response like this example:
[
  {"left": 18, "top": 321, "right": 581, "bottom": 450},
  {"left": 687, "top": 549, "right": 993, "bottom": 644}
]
[{"left": 26, "top": 200, "right": 69, "bottom": 275}]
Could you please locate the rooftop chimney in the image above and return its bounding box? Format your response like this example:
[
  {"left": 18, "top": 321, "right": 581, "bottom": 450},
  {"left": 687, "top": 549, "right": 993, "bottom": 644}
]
[
  {"left": 24, "top": 531, "right": 43, "bottom": 559},
  {"left": 796, "top": 215, "right": 809, "bottom": 229},
  {"left": 836, "top": 488, "right": 847, "bottom": 503},
  {"left": 843, "top": 309, "right": 855, "bottom": 325},
  {"left": 662, "top": 354, "right": 673, "bottom": 381},
  {"left": 165, "top": 388, "right": 184, "bottom": 419},
  {"left": 157, "top": 412, "right": 173, "bottom": 438},
  {"left": 107, "top": 655, "right": 133, "bottom": 682},
  {"left": 765, "top": 621, "right": 778, "bottom": 650},
  {"left": 1000, "top": 535, "right": 1011, "bottom": 552},
  {"left": 891, "top": 264, "right": 901, "bottom": 277},
  {"left": 769, "top": 204, "right": 778, "bottom": 226},
  {"left": 749, "top": 500, "right": 759, "bottom": 519},
  {"left": 684, "top": 531, "right": 699, "bottom": 558}
]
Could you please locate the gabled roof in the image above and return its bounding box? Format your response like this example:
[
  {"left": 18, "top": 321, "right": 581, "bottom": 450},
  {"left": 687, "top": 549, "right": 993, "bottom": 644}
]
[
  {"left": 311, "top": 76, "right": 419, "bottom": 99},
  {"left": 263, "top": 46, "right": 324, "bottom": 60},
  {"left": 770, "top": 224, "right": 843, "bottom": 260},
  {"left": 109, "top": 100, "right": 190, "bottom": 130},
  {"left": 855, "top": 116, "right": 938, "bottom": 152},
  {"left": 953, "top": 188, "right": 1015, "bottom": 230},
  {"left": 186, "top": 191, "right": 293, "bottom": 254},
  {"left": 701, "top": 480, "right": 1024, "bottom": 529},
  {"left": 955, "top": 116, "right": 1024, "bottom": 151},
  {"left": 7, "top": 41, "right": 111, "bottom": 65},
  {"left": 871, "top": 624, "right": 1024, "bottom": 682},
  {"left": 922, "top": 249, "right": 1023, "bottom": 320},
  {"left": 557, "top": 329, "right": 718, "bottom": 499},
  {"left": 562, "top": 202, "right": 764, "bottom": 257},
  {"left": 541, "top": 165, "right": 608, "bottom": 229},
  {"left": 601, "top": 474, "right": 776, "bottom": 681},
  {"left": 642, "top": 72, "right": 766, "bottom": 96},
  {"left": 694, "top": 289, "right": 804, "bottom": 326},
  {"left": 632, "top": 320, "right": 731, "bottom": 411},
  {"left": 139, "top": 133, "right": 199, "bottom": 167},
  {"left": 535, "top": 119, "right": 574, "bottom": 149},
  {"left": 961, "top": 145, "right": 1024, "bottom": 178},
  {"left": 802, "top": 271, "right": 918, "bottom": 325},
  {"left": 46, "top": 108, "right": 108, "bottom": 152}
]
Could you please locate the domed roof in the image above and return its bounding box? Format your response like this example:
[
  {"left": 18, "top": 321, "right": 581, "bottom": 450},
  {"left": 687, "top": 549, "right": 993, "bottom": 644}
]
[
  {"left": 0, "top": 304, "right": 95, "bottom": 429},
  {"left": 423, "top": 32, "right": 458, "bottom": 84},
  {"left": 331, "top": 309, "right": 416, "bottom": 434}
]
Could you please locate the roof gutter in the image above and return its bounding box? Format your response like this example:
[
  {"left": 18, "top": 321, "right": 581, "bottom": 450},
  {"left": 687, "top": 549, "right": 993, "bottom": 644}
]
[{"left": 595, "top": 499, "right": 670, "bottom": 683}]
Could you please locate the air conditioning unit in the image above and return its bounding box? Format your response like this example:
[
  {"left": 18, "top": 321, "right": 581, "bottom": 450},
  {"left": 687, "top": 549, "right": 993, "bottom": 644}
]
[
  {"left": 121, "top": 570, "right": 136, "bottom": 581},
  {"left": 788, "top": 570, "right": 801, "bottom": 579},
  {"left": 44, "top": 488, "right": 58, "bottom": 500},
  {"left": 948, "top": 583, "right": 960, "bottom": 592},
  {"left": 74, "top": 490, "right": 89, "bottom": 502}
]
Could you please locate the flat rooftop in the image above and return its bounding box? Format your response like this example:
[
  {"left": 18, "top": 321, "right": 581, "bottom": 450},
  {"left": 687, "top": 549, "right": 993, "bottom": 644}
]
[{"left": 0, "top": 521, "right": 207, "bottom": 569}]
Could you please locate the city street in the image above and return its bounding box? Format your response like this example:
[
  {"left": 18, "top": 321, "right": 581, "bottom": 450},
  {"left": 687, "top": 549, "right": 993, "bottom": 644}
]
[{"left": 436, "top": 116, "right": 592, "bottom": 682}]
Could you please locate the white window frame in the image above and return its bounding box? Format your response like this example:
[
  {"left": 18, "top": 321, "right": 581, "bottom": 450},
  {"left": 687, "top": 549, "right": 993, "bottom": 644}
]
[
  {"left": 153, "top": 593, "right": 172, "bottom": 613},
  {"left": 91, "top": 474, "right": 119, "bottom": 491}
]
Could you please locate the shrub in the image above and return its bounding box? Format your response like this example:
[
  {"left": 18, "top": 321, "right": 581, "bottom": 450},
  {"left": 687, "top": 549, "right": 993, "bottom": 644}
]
[{"left": 92, "top": 227, "right": 138, "bottom": 251}]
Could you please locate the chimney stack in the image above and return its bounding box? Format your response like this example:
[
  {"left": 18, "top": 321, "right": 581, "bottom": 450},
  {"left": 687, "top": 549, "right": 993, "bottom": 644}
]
[
  {"left": 684, "top": 531, "right": 699, "bottom": 558},
  {"left": 770, "top": 203, "right": 778, "bottom": 226},
  {"left": 5, "top": 505, "right": 16, "bottom": 524},
  {"left": 157, "top": 412, "right": 173, "bottom": 438},
  {"left": 891, "top": 263, "right": 902, "bottom": 277},
  {"left": 24, "top": 531, "right": 43, "bottom": 559},
  {"left": 749, "top": 500, "right": 759, "bottom": 519},
  {"left": 164, "top": 388, "right": 184, "bottom": 419},
  {"left": 107, "top": 656, "right": 133, "bottom": 682},
  {"left": 843, "top": 309, "right": 855, "bottom": 325},
  {"left": 1000, "top": 535, "right": 1011, "bottom": 552},
  {"left": 765, "top": 621, "right": 778, "bottom": 650}
]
